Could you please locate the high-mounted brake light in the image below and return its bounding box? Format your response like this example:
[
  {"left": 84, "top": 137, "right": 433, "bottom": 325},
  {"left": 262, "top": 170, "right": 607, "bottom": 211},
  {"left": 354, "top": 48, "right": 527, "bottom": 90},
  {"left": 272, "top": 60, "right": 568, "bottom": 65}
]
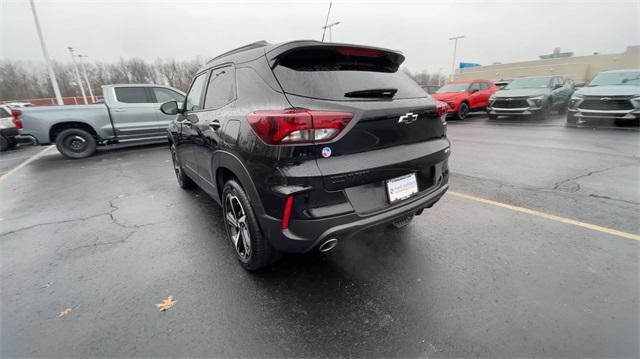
[
  {"left": 11, "top": 109, "right": 23, "bottom": 130},
  {"left": 247, "top": 109, "right": 353, "bottom": 145},
  {"left": 338, "top": 47, "right": 382, "bottom": 58}
]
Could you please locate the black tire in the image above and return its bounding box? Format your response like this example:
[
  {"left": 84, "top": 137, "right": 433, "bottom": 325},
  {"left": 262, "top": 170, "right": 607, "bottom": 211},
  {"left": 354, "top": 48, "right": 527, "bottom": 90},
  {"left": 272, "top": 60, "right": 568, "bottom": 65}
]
[
  {"left": 169, "top": 144, "right": 195, "bottom": 189},
  {"left": 455, "top": 102, "right": 469, "bottom": 120},
  {"left": 488, "top": 114, "right": 498, "bottom": 120},
  {"left": 0, "top": 135, "right": 8, "bottom": 152},
  {"left": 55, "top": 128, "right": 96, "bottom": 159},
  {"left": 222, "top": 180, "right": 280, "bottom": 271}
]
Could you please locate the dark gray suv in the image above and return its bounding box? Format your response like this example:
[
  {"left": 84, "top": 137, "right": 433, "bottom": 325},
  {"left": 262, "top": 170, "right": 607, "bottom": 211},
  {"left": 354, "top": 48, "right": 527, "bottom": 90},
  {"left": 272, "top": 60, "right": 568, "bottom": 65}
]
[
  {"left": 487, "top": 75, "right": 574, "bottom": 119},
  {"left": 162, "top": 40, "right": 450, "bottom": 270}
]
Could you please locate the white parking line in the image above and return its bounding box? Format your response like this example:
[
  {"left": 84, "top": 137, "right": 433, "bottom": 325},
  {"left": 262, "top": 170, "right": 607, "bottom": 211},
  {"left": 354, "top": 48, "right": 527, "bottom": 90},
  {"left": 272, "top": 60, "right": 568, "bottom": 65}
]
[{"left": 0, "top": 146, "right": 53, "bottom": 183}]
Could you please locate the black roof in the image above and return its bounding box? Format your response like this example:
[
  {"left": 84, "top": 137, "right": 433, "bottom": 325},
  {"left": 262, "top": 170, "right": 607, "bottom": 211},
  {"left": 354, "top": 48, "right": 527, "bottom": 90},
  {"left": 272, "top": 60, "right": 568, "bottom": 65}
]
[
  {"left": 206, "top": 41, "right": 271, "bottom": 63},
  {"left": 203, "top": 40, "right": 404, "bottom": 69}
]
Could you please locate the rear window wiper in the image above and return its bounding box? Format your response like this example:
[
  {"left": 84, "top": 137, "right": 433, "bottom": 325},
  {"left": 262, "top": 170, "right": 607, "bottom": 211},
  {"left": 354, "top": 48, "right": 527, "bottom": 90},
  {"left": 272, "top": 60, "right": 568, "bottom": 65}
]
[{"left": 344, "top": 88, "right": 398, "bottom": 98}]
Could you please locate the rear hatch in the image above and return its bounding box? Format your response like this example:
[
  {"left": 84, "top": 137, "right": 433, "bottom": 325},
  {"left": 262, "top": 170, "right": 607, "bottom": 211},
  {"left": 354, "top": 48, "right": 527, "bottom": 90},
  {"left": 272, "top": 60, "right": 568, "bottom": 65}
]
[{"left": 269, "top": 44, "right": 448, "bottom": 212}]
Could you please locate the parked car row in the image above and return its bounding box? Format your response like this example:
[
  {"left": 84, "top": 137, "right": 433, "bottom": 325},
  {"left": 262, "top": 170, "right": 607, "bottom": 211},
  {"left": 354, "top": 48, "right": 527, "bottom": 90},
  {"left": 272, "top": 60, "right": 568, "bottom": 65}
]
[{"left": 426, "top": 69, "right": 639, "bottom": 125}]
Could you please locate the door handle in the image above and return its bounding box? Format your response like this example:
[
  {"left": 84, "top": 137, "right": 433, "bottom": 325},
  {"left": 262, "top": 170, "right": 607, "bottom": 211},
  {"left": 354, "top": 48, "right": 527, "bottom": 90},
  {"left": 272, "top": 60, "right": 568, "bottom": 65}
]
[
  {"left": 209, "top": 119, "right": 221, "bottom": 130},
  {"left": 112, "top": 108, "right": 126, "bottom": 112}
]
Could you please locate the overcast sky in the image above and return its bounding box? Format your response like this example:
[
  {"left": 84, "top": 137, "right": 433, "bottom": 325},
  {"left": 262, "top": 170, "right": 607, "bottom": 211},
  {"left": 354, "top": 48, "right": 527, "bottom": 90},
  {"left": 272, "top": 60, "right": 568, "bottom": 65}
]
[{"left": 1, "top": 0, "right": 638, "bottom": 75}]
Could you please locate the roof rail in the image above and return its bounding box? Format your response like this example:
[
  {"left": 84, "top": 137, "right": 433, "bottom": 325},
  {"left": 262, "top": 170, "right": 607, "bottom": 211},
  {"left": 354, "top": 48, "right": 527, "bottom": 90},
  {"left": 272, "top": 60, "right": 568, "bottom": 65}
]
[{"left": 207, "top": 41, "right": 271, "bottom": 63}]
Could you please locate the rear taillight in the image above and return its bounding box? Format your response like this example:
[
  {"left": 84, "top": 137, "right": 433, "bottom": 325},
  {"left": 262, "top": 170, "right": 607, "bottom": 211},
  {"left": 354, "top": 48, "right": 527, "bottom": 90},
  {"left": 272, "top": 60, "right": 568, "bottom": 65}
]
[
  {"left": 435, "top": 101, "right": 448, "bottom": 118},
  {"left": 247, "top": 109, "right": 353, "bottom": 145},
  {"left": 11, "top": 109, "right": 23, "bottom": 129}
]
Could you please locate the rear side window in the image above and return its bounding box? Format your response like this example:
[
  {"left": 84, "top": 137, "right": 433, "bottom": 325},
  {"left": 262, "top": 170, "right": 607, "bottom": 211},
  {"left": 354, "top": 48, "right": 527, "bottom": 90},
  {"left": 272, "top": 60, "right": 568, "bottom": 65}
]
[
  {"left": 272, "top": 47, "right": 426, "bottom": 101},
  {"left": 114, "top": 87, "right": 150, "bottom": 103},
  {"left": 0, "top": 107, "right": 10, "bottom": 117},
  {"left": 204, "top": 66, "right": 235, "bottom": 110}
]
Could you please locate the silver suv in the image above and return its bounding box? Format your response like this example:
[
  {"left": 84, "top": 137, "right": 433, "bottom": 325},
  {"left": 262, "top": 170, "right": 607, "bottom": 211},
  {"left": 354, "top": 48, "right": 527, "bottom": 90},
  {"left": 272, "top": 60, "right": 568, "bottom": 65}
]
[{"left": 567, "top": 69, "right": 640, "bottom": 125}]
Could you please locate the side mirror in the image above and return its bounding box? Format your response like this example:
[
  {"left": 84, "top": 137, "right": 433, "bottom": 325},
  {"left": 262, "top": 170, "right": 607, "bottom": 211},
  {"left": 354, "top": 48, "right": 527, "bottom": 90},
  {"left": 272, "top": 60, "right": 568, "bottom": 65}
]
[{"left": 160, "top": 101, "right": 179, "bottom": 115}]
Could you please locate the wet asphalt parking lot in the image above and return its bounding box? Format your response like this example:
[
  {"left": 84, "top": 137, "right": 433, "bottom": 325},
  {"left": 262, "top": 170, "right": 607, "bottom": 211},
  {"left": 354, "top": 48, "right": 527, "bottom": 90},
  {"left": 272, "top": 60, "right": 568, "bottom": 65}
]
[{"left": 1, "top": 114, "right": 639, "bottom": 358}]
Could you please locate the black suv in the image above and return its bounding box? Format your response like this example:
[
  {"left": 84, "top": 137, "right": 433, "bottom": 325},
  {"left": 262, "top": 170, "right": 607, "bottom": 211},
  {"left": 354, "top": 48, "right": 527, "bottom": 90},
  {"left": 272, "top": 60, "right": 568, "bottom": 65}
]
[{"left": 162, "top": 41, "right": 450, "bottom": 270}]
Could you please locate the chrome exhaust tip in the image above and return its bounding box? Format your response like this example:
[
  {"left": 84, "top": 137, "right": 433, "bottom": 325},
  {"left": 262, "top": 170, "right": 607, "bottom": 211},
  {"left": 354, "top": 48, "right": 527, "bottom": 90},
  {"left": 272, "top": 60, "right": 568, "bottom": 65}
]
[{"left": 319, "top": 238, "right": 338, "bottom": 252}]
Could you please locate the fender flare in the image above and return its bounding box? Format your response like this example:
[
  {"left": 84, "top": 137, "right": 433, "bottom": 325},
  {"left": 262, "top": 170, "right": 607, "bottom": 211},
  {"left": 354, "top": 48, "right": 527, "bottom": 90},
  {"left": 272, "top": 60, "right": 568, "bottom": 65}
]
[{"left": 213, "top": 150, "right": 265, "bottom": 215}]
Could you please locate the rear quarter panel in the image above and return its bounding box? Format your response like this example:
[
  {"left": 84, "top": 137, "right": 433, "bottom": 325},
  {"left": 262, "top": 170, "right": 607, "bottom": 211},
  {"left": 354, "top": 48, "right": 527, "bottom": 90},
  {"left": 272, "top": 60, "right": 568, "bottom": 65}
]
[{"left": 19, "top": 104, "right": 112, "bottom": 144}]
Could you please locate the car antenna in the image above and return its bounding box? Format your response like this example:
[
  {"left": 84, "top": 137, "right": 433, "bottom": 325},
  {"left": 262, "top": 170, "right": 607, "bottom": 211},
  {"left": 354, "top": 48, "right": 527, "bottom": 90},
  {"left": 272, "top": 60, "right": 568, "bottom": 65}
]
[{"left": 321, "top": 2, "right": 332, "bottom": 42}]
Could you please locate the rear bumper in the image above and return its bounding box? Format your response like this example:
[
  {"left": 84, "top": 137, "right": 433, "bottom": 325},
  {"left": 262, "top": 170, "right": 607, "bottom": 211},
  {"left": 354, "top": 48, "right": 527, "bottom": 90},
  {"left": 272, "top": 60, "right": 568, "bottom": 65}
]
[
  {"left": 1, "top": 127, "right": 18, "bottom": 139},
  {"left": 259, "top": 174, "right": 448, "bottom": 253},
  {"left": 14, "top": 134, "right": 40, "bottom": 145}
]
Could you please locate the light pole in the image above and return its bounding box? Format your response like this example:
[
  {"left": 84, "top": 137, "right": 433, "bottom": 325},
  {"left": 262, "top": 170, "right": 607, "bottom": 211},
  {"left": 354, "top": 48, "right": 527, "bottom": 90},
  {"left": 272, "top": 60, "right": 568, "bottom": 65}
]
[
  {"left": 67, "top": 47, "right": 87, "bottom": 104},
  {"left": 76, "top": 54, "right": 95, "bottom": 103},
  {"left": 448, "top": 35, "right": 464, "bottom": 81},
  {"left": 29, "top": 0, "right": 63, "bottom": 105},
  {"left": 322, "top": 21, "right": 340, "bottom": 42}
]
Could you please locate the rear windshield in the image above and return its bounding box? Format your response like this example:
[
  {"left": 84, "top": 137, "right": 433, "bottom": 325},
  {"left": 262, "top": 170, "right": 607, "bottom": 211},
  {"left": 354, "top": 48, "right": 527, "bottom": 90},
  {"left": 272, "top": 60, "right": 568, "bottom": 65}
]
[{"left": 272, "top": 47, "right": 426, "bottom": 101}]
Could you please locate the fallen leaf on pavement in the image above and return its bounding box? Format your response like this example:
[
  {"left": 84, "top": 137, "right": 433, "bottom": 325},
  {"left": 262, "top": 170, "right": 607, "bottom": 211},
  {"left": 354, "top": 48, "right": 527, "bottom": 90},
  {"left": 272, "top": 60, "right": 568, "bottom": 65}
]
[
  {"left": 41, "top": 281, "right": 53, "bottom": 288},
  {"left": 155, "top": 296, "right": 176, "bottom": 312},
  {"left": 58, "top": 308, "right": 71, "bottom": 318}
]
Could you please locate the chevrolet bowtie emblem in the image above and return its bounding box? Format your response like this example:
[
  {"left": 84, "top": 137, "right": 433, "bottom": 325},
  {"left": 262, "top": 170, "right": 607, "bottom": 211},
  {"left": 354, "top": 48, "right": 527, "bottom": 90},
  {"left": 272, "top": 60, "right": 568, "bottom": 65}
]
[{"left": 398, "top": 112, "right": 419, "bottom": 124}]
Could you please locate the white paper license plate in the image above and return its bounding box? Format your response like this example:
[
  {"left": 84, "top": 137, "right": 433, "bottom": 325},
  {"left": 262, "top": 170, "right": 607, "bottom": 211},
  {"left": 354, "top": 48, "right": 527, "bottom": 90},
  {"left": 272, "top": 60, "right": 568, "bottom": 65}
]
[{"left": 386, "top": 173, "right": 418, "bottom": 203}]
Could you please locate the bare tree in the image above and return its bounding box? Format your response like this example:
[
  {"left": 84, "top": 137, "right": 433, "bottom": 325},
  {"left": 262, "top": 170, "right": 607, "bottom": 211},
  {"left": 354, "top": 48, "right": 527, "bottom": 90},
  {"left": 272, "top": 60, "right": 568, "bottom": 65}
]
[
  {"left": 0, "top": 57, "right": 205, "bottom": 101},
  {"left": 403, "top": 67, "right": 447, "bottom": 86}
]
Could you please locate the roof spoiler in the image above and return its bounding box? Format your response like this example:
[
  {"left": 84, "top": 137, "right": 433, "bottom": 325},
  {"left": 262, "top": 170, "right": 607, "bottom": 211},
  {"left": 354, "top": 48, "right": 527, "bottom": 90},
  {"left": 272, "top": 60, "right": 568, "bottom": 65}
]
[{"left": 267, "top": 41, "right": 405, "bottom": 70}]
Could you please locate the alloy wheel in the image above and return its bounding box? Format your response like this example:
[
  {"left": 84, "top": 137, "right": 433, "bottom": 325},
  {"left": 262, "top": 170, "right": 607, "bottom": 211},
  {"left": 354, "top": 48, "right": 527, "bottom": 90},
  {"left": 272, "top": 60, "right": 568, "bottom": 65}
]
[{"left": 224, "top": 193, "right": 251, "bottom": 261}]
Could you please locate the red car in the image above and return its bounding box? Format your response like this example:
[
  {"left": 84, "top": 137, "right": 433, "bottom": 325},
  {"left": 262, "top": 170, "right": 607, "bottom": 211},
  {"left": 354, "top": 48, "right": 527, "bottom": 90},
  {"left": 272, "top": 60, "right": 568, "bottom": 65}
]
[{"left": 431, "top": 80, "right": 498, "bottom": 120}]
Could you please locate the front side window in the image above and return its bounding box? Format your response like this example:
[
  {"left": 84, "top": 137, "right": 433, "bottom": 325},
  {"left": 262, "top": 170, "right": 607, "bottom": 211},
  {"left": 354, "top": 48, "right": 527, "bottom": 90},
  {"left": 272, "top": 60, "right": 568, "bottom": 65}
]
[
  {"left": 469, "top": 83, "right": 481, "bottom": 91},
  {"left": 114, "top": 87, "right": 150, "bottom": 103},
  {"left": 204, "top": 66, "right": 235, "bottom": 110},
  {"left": 480, "top": 82, "right": 490, "bottom": 90},
  {"left": 153, "top": 88, "right": 185, "bottom": 103},
  {"left": 184, "top": 72, "right": 209, "bottom": 111}
]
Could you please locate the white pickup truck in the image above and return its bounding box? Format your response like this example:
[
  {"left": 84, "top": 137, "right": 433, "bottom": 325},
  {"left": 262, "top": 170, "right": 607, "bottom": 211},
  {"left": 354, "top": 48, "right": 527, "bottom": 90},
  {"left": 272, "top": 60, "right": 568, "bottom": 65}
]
[{"left": 17, "top": 84, "right": 185, "bottom": 158}]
